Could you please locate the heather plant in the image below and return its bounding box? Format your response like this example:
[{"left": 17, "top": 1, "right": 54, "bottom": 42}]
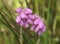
[{"left": 16, "top": 8, "right": 46, "bottom": 36}]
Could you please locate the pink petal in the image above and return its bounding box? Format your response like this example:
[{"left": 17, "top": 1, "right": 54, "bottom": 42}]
[
  {"left": 16, "top": 15, "right": 21, "bottom": 23},
  {"left": 37, "top": 31, "right": 42, "bottom": 36},
  {"left": 24, "top": 8, "right": 32, "bottom": 14},
  {"left": 34, "top": 19, "right": 40, "bottom": 25},
  {"left": 42, "top": 26, "right": 46, "bottom": 32},
  {"left": 20, "top": 20, "right": 24, "bottom": 26},
  {"left": 20, "top": 12, "right": 27, "bottom": 19},
  {"left": 16, "top": 8, "right": 22, "bottom": 13},
  {"left": 31, "top": 25, "right": 35, "bottom": 31},
  {"left": 38, "top": 21, "right": 44, "bottom": 28},
  {"left": 28, "top": 15, "right": 35, "bottom": 20},
  {"left": 35, "top": 26, "right": 40, "bottom": 33},
  {"left": 24, "top": 22, "right": 29, "bottom": 28},
  {"left": 27, "top": 19, "right": 33, "bottom": 24},
  {"left": 33, "top": 14, "right": 40, "bottom": 19}
]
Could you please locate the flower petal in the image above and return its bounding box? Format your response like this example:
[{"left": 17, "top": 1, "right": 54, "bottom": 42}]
[
  {"left": 20, "top": 20, "right": 24, "bottom": 26},
  {"left": 28, "top": 15, "right": 35, "bottom": 20},
  {"left": 33, "top": 14, "right": 40, "bottom": 18},
  {"left": 35, "top": 26, "right": 40, "bottom": 33},
  {"left": 31, "top": 25, "right": 35, "bottom": 31},
  {"left": 37, "top": 31, "right": 42, "bottom": 36},
  {"left": 27, "top": 19, "right": 33, "bottom": 24},
  {"left": 20, "top": 12, "right": 27, "bottom": 19},
  {"left": 34, "top": 19, "right": 40, "bottom": 25},
  {"left": 24, "top": 22, "right": 29, "bottom": 28},
  {"left": 42, "top": 26, "right": 46, "bottom": 32},
  {"left": 16, "top": 15, "right": 21, "bottom": 23},
  {"left": 16, "top": 8, "right": 22, "bottom": 13},
  {"left": 38, "top": 21, "right": 44, "bottom": 28},
  {"left": 24, "top": 8, "right": 32, "bottom": 14}
]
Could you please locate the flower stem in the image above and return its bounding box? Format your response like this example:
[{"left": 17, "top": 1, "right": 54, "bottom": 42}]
[{"left": 20, "top": 27, "right": 23, "bottom": 44}]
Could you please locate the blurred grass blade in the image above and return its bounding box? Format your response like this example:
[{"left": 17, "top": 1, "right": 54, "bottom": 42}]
[
  {"left": 1, "top": 0, "right": 15, "bottom": 19},
  {"left": 3, "top": 32, "right": 10, "bottom": 44},
  {"left": 20, "top": 27, "right": 23, "bottom": 44},
  {"left": 0, "top": 9, "right": 20, "bottom": 33},
  {"left": 0, "top": 11, "right": 19, "bottom": 37},
  {"left": 31, "top": 0, "right": 39, "bottom": 14},
  {"left": 44, "top": 0, "right": 51, "bottom": 44},
  {"left": 25, "top": 0, "right": 30, "bottom": 8},
  {"left": 23, "top": 31, "right": 33, "bottom": 44}
]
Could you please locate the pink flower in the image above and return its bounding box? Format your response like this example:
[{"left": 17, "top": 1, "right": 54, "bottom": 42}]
[{"left": 16, "top": 8, "right": 46, "bottom": 36}]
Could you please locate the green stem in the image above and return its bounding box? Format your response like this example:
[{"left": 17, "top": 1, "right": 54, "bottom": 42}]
[
  {"left": 42, "top": 0, "right": 45, "bottom": 18},
  {"left": 20, "top": 27, "right": 23, "bottom": 44},
  {"left": 44, "top": 0, "right": 51, "bottom": 44},
  {"left": 53, "top": 15, "right": 57, "bottom": 36},
  {"left": 34, "top": 0, "right": 39, "bottom": 14}
]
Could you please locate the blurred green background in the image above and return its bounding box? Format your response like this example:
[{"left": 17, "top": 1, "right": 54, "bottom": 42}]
[{"left": 0, "top": 0, "right": 60, "bottom": 44}]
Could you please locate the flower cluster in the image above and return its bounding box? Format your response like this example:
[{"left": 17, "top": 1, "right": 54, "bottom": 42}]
[{"left": 16, "top": 8, "right": 46, "bottom": 36}]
